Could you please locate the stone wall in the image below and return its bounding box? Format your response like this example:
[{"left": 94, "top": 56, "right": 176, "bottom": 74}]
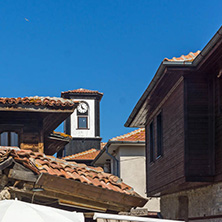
[{"left": 161, "top": 182, "right": 222, "bottom": 221}]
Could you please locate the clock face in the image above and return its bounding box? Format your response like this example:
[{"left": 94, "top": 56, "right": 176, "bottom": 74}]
[{"left": 77, "top": 102, "right": 88, "bottom": 113}]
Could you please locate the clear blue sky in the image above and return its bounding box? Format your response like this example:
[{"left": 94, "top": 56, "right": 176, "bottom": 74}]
[{"left": 0, "top": 0, "right": 221, "bottom": 142}]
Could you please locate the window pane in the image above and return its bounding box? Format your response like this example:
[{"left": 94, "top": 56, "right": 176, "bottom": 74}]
[
  {"left": 78, "top": 117, "right": 87, "bottom": 128},
  {"left": 157, "top": 112, "right": 163, "bottom": 157},
  {"left": 10, "top": 132, "right": 18, "bottom": 146},
  {"left": 1, "top": 132, "right": 8, "bottom": 146}
]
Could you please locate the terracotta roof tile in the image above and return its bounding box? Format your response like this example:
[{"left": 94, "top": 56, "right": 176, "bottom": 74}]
[
  {"left": 100, "top": 142, "right": 107, "bottom": 149},
  {"left": 61, "top": 88, "right": 103, "bottom": 96},
  {"left": 52, "top": 131, "right": 72, "bottom": 138},
  {"left": 0, "top": 147, "right": 137, "bottom": 196},
  {"left": 110, "top": 128, "right": 145, "bottom": 142},
  {"left": 63, "top": 148, "right": 100, "bottom": 161},
  {"left": 64, "top": 143, "right": 107, "bottom": 161},
  {"left": 164, "top": 50, "right": 200, "bottom": 62},
  {"left": 0, "top": 96, "right": 77, "bottom": 110}
]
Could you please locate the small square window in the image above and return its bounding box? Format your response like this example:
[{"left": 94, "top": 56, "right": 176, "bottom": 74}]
[{"left": 78, "top": 117, "right": 88, "bottom": 129}]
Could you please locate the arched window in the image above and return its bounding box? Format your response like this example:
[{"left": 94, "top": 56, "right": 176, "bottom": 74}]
[
  {"left": 0, "top": 131, "right": 19, "bottom": 146},
  {"left": 77, "top": 101, "right": 89, "bottom": 129}
]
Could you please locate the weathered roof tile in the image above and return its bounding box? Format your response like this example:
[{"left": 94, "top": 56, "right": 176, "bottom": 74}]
[
  {"left": 110, "top": 128, "right": 145, "bottom": 142},
  {"left": 164, "top": 50, "right": 200, "bottom": 62},
  {"left": 0, "top": 148, "right": 137, "bottom": 196},
  {"left": 61, "top": 88, "right": 103, "bottom": 96},
  {"left": 0, "top": 96, "right": 77, "bottom": 110}
]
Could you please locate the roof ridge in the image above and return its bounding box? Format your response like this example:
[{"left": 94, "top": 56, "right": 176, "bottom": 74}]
[
  {"left": 164, "top": 50, "right": 201, "bottom": 62},
  {"left": 0, "top": 97, "right": 77, "bottom": 109},
  {"left": 61, "top": 88, "right": 103, "bottom": 95},
  {"left": 64, "top": 148, "right": 98, "bottom": 159},
  {"left": 110, "top": 128, "right": 145, "bottom": 141}
]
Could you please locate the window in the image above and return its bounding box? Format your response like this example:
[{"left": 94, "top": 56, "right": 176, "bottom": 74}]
[
  {"left": 157, "top": 112, "right": 163, "bottom": 157},
  {"left": 0, "top": 131, "right": 18, "bottom": 146},
  {"left": 149, "top": 122, "right": 154, "bottom": 162},
  {"left": 78, "top": 117, "right": 88, "bottom": 129}
]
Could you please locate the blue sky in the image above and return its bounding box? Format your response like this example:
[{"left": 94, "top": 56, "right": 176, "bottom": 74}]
[{"left": 0, "top": 1, "right": 221, "bottom": 141}]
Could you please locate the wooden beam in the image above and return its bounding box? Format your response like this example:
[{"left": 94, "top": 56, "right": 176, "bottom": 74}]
[
  {"left": 9, "top": 186, "right": 122, "bottom": 212},
  {"left": 0, "top": 157, "right": 13, "bottom": 170},
  {"left": 38, "top": 129, "right": 44, "bottom": 153},
  {"left": 8, "top": 163, "right": 38, "bottom": 182},
  {"left": 36, "top": 174, "right": 147, "bottom": 209},
  {"left": 8, "top": 169, "right": 37, "bottom": 182}
]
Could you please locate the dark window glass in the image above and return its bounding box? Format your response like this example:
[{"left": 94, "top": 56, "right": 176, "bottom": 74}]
[
  {"left": 0, "top": 132, "right": 18, "bottom": 146},
  {"left": 11, "top": 132, "right": 18, "bottom": 146},
  {"left": 157, "top": 112, "right": 163, "bottom": 157},
  {"left": 149, "top": 122, "right": 154, "bottom": 162},
  {"left": 1, "top": 132, "right": 8, "bottom": 146},
  {"left": 78, "top": 117, "right": 88, "bottom": 129}
]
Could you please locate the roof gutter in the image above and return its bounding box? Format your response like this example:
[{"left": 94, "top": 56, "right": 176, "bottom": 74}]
[{"left": 125, "top": 26, "right": 222, "bottom": 128}]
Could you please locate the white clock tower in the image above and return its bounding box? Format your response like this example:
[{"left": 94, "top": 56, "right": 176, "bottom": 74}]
[{"left": 60, "top": 88, "right": 103, "bottom": 156}]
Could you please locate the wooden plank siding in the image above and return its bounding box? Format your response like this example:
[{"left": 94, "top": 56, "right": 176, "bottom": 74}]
[
  {"left": 214, "top": 73, "right": 222, "bottom": 181},
  {"left": 185, "top": 73, "right": 215, "bottom": 180},
  {"left": 146, "top": 80, "right": 185, "bottom": 195}
]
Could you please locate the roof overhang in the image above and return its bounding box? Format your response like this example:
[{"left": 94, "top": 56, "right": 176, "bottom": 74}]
[
  {"left": 125, "top": 26, "right": 222, "bottom": 128},
  {"left": 9, "top": 173, "right": 147, "bottom": 212},
  {"left": 44, "top": 132, "right": 71, "bottom": 155}
]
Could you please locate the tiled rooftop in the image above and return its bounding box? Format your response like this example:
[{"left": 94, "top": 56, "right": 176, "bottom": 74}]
[
  {"left": 61, "top": 88, "right": 103, "bottom": 96},
  {"left": 64, "top": 143, "right": 107, "bottom": 161},
  {"left": 0, "top": 148, "right": 136, "bottom": 196},
  {"left": 64, "top": 148, "right": 100, "bottom": 161},
  {"left": 52, "top": 131, "right": 72, "bottom": 139},
  {"left": 101, "top": 142, "right": 107, "bottom": 149},
  {"left": 164, "top": 50, "right": 200, "bottom": 62},
  {"left": 0, "top": 96, "right": 77, "bottom": 110},
  {"left": 110, "top": 128, "right": 145, "bottom": 142}
]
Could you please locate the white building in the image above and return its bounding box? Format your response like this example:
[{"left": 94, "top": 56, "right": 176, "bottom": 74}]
[
  {"left": 60, "top": 88, "right": 103, "bottom": 156},
  {"left": 92, "top": 128, "right": 160, "bottom": 213}
]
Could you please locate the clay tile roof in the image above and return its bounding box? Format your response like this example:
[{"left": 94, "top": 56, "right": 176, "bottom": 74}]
[
  {"left": 110, "top": 128, "right": 145, "bottom": 142},
  {"left": 64, "top": 143, "right": 106, "bottom": 161},
  {"left": 100, "top": 142, "right": 107, "bottom": 149},
  {"left": 61, "top": 88, "right": 103, "bottom": 96},
  {"left": 0, "top": 96, "right": 77, "bottom": 110},
  {"left": 63, "top": 148, "right": 100, "bottom": 161},
  {"left": 52, "top": 131, "right": 72, "bottom": 139},
  {"left": 0, "top": 147, "right": 137, "bottom": 196},
  {"left": 164, "top": 50, "right": 201, "bottom": 62}
]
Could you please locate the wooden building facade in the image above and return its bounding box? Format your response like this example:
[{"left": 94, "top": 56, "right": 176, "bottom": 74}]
[
  {"left": 125, "top": 26, "right": 222, "bottom": 221},
  {"left": 0, "top": 96, "right": 77, "bottom": 155}
]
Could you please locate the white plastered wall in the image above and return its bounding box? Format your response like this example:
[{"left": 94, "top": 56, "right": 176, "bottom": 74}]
[
  {"left": 70, "top": 99, "right": 95, "bottom": 138},
  {"left": 118, "top": 146, "right": 160, "bottom": 212}
]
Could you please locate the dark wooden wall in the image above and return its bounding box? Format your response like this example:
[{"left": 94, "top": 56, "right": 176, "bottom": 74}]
[
  {"left": 146, "top": 81, "right": 185, "bottom": 195},
  {"left": 185, "top": 73, "right": 214, "bottom": 180},
  {"left": 215, "top": 74, "right": 222, "bottom": 181},
  {"left": 0, "top": 112, "right": 44, "bottom": 152}
]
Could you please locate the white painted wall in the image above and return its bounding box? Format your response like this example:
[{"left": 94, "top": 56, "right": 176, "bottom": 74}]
[
  {"left": 70, "top": 99, "right": 95, "bottom": 138},
  {"left": 117, "top": 146, "right": 160, "bottom": 212}
]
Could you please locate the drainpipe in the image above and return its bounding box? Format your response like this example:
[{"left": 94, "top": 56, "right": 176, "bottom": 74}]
[{"left": 105, "top": 145, "right": 120, "bottom": 177}]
